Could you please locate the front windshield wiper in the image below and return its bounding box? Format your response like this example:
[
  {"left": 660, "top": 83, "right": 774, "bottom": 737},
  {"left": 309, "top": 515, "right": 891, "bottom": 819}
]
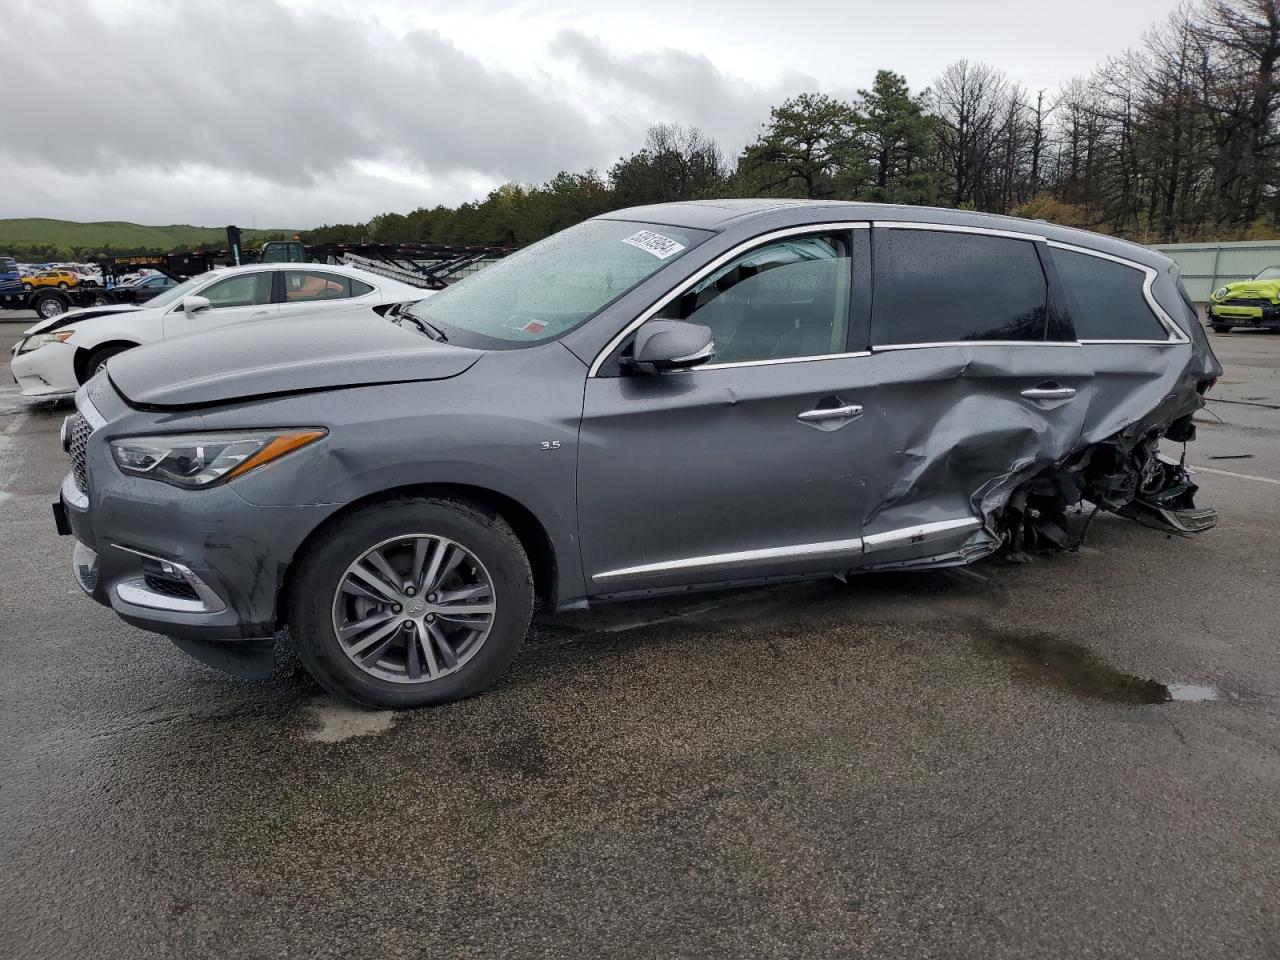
[{"left": 390, "top": 302, "right": 448, "bottom": 342}]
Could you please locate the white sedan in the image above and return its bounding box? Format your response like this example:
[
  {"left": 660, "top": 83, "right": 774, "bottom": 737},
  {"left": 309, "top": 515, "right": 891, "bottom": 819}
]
[{"left": 11, "top": 262, "right": 429, "bottom": 398}]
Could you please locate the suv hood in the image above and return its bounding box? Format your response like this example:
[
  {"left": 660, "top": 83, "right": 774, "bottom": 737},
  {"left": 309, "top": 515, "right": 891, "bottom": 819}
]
[
  {"left": 108, "top": 314, "right": 483, "bottom": 408},
  {"left": 24, "top": 303, "right": 145, "bottom": 334}
]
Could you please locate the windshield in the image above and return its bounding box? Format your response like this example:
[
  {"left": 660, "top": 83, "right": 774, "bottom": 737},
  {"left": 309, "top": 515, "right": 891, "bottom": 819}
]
[
  {"left": 406, "top": 219, "right": 708, "bottom": 347},
  {"left": 1253, "top": 266, "right": 1280, "bottom": 281},
  {"left": 143, "top": 272, "right": 212, "bottom": 309}
]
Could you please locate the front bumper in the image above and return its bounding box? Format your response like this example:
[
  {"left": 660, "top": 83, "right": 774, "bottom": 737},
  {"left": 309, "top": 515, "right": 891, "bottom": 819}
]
[
  {"left": 57, "top": 389, "right": 342, "bottom": 677},
  {"left": 11, "top": 340, "right": 80, "bottom": 397},
  {"left": 1208, "top": 302, "right": 1280, "bottom": 325},
  {"left": 59, "top": 470, "right": 276, "bottom": 641}
]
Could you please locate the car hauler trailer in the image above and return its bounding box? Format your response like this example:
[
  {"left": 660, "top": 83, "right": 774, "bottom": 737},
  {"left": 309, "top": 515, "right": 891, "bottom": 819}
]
[{"left": 3, "top": 226, "right": 513, "bottom": 320}]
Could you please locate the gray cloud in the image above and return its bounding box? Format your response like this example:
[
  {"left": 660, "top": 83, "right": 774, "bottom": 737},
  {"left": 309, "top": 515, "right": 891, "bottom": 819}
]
[
  {"left": 1, "top": 0, "right": 613, "bottom": 189},
  {"left": 550, "top": 30, "right": 825, "bottom": 157},
  {"left": 0, "top": 0, "right": 1181, "bottom": 227}
]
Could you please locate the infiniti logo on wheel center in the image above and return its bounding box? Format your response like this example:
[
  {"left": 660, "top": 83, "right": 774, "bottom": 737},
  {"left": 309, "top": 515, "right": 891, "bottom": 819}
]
[{"left": 406, "top": 600, "right": 426, "bottom": 615}]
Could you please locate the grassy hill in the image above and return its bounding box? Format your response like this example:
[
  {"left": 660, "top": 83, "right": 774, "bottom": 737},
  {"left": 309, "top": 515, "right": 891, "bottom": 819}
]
[{"left": 0, "top": 218, "right": 299, "bottom": 257}]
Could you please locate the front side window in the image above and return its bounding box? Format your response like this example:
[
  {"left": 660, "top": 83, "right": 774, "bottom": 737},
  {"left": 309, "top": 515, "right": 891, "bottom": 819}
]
[
  {"left": 407, "top": 218, "right": 709, "bottom": 348},
  {"left": 1050, "top": 248, "right": 1167, "bottom": 340},
  {"left": 283, "top": 270, "right": 350, "bottom": 303},
  {"left": 200, "top": 272, "right": 272, "bottom": 308},
  {"left": 651, "top": 234, "right": 852, "bottom": 364},
  {"left": 872, "top": 229, "right": 1048, "bottom": 344}
]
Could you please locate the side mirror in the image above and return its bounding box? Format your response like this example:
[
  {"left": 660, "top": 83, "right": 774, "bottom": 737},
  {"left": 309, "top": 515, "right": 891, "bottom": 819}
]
[
  {"left": 630, "top": 320, "right": 714, "bottom": 373},
  {"left": 181, "top": 295, "right": 211, "bottom": 314}
]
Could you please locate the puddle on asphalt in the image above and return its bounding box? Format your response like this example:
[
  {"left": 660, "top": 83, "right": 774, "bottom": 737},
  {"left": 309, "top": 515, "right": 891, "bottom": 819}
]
[
  {"left": 1165, "top": 683, "right": 1220, "bottom": 702},
  {"left": 968, "top": 622, "right": 1221, "bottom": 705},
  {"left": 301, "top": 697, "right": 397, "bottom": 743}
]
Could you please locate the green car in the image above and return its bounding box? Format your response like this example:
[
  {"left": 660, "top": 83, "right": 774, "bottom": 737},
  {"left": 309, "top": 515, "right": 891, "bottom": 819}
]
[{"left": 1207, "top": 266, "right": 1280, "bottom": 331}]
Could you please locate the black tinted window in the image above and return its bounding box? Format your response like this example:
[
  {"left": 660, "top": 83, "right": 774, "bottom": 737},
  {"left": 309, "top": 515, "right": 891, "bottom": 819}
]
[
  {"left": 653, "top": 234, "right": 851, "bottom": 364},
  {"left": 1051, "top": 248, "right": 1166, "bottom": 340},
  {"left": 872, "top": 229, "right": 1047, "bottom": 344},
  {"left": 351, "top": 278, "right": 374, "bottom": 296}
]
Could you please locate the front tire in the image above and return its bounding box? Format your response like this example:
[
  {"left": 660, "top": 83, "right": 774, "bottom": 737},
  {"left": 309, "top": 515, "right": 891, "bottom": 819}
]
[
  {"left": 1211, "top": 323, "right": 1231, "bottom": 333},
  {"left": 82, "top": 343, "right": 133, "bottom": 381},
  {"left": 288, "top": 497, "right": 534, "bottom": 709}
]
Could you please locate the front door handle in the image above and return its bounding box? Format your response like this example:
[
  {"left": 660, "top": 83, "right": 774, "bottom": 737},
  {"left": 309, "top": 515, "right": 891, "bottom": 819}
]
[
  {"left": 1020, "top": 386, "right": 1076, "bottom": 401},
  {"left": 798, "top": 403, "right": 864, "bottom": 425}
]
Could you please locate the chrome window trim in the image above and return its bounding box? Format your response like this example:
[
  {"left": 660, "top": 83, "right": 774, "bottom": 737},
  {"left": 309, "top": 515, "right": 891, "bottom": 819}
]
[
  {"left": 872, "top": 220, "right": 1049, "bottom": 243},
  {"left": 1078, "top": 338, "right": 1181, "bottom": 346},
  {"left": 591, "top": 517, "right": 980, "bottom": 583},
  {"left": 699, "top": 350, "right": 872, "bottom": 371},
  {"left": 1044, "top": 240, "right": 1188, "bottom": 344},
  {"left": 873, "top": 340, "right": 1082, "bottom": 352},
  {"left": 587, "top": 221, "right": 870, "bottom": 378}
]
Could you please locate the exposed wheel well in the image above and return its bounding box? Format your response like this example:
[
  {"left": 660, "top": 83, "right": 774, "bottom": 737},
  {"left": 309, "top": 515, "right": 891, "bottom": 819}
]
[
  {"left": 275, "top": 483, "right": 559, "bottom": 628},
  {"left": 74, "top": 340, "right": 139, "bottom": 383}
]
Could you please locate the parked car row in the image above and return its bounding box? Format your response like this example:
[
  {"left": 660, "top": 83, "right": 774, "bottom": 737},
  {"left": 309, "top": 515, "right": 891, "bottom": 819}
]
[
  {"left": 39, "top": 200, "right": 1221, "bottom": 710},
  {"left": 13, "top": 262, "right": 111, "bottom": 286},
  {"left": 11, "top": 262, "right": 425, "bottom": 397}
]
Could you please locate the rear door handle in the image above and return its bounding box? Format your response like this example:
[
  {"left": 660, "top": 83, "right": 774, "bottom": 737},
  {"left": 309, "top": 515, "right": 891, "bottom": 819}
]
[
  {"left": 798, "top": 403, "right": 863, "bottom": 423},
  {"left": 1020, "top": 386, "right": 1076, "bottom": 401}
]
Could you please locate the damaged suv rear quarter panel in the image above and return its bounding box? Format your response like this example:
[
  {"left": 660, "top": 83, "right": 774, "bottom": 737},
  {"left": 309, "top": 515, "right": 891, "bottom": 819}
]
[{"left": 861, "top": 226, "right": 1217, "bottom": 570}]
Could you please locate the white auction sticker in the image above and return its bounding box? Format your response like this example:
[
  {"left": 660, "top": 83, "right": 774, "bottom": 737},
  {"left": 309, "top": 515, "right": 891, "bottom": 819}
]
[{"left": 621, "top": 230, "right": 685, "bottom": 259}]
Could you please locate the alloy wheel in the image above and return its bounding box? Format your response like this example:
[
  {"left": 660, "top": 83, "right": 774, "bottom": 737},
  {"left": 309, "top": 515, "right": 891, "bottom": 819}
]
[{"left": 331, "top": 534, "right": 497, "bottom": 684}]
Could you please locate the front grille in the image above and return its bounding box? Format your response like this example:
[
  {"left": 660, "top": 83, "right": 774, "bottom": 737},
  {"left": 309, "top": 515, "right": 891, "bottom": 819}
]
[
  {"left": 1222, "top": 298, "right": 1272, "bottom": 309},
  {"left": 67, "top": 412, "right": 92, "bottom": 493}
]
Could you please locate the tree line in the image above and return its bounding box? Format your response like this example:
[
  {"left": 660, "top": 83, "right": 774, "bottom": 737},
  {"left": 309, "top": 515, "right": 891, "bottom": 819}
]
[
  {"left": 9, "top": 0, "right": 1274, "bottom": 261},
  {"left": 303, "top": 0, "right": 1278, "bottom": 249}
]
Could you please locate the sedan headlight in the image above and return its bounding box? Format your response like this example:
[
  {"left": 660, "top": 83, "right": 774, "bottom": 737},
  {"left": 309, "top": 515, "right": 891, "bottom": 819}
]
[
  {"left": 1213, "top": 287, "right": 1229, "bottom": 301},
  {"left": 17, "top": 331, "right": 73, "bottom": 353},
  {"left": 111, "top": 429, "right": 325, "bottom": 488}
]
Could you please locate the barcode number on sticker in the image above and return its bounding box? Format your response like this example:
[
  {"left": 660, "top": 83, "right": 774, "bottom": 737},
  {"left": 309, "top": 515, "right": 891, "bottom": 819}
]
[{"left": 621, "top": 230, "right": 685, "bottom": 259}]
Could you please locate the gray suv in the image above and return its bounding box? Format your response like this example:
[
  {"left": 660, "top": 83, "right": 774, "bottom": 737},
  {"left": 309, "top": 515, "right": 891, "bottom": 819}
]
[{"left": 54, "top": 201, "right": 1222, "bottom": 709}]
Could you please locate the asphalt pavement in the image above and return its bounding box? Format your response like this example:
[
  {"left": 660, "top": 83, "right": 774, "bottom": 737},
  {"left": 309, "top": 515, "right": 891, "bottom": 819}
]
[{"left": 2, "top": 318, "right": 1278, "bottom": 959}]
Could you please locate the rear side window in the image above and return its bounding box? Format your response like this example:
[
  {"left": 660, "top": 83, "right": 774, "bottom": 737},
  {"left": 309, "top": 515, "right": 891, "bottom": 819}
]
[
  {"left": 872, "top": 229, "right": 1048, "bottom": 344},
  {"left": 283, "top": 270, "right": 350, "bottom": 303},
  {"left": 1051, "top": 248, "right": 1167, "bottom": 340},
  {"left": 351, "top": 278, "right": 374, "bottom": 296}
]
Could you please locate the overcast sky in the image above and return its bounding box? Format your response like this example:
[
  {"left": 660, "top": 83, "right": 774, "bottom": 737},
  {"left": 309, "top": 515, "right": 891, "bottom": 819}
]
[{"left": 1, "top": 0, "right": 1180, "bottom": 229}]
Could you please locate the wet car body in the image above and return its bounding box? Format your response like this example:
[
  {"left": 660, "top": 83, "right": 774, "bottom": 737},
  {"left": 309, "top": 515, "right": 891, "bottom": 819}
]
[{"left": 55, "top": 200, "right": 1222, "bottom": 701}]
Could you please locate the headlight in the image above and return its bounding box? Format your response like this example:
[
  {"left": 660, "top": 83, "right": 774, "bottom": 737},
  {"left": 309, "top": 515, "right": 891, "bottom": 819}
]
[
  {"left": 1213, "top": 287, "right": 1228, "bottom": 301},
  {"left": 111, "top": 429, "right": 325, "bottom": 488},
  {"left": 17, "top": 331, "right": 73, "bottom": 353}
]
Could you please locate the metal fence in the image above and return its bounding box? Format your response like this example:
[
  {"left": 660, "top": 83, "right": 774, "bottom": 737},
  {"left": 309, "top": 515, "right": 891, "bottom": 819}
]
[{"left": 1149, "top": 240, "right": 1280, "bottom": 302}]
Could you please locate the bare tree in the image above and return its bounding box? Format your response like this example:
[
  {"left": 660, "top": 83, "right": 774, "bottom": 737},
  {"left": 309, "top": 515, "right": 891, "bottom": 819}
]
[{"left": 930, "top": 60, "right": 1013, "bottom": 208}]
